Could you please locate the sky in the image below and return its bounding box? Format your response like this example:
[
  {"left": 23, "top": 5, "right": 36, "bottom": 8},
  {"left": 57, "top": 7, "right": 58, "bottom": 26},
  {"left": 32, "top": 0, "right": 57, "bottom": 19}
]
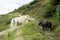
[{"left": 0, "top": 0, "right": 33, "bottom": 15}]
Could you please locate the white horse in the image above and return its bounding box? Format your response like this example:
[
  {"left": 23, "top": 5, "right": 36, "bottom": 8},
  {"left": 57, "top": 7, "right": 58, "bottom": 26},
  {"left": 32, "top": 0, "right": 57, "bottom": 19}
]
[{"left": 10, "top": 15, "right": 34, "bottom": 28}]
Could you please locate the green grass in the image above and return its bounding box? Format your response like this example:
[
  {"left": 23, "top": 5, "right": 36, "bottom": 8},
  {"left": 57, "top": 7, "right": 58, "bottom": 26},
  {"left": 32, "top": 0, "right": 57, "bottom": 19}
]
[
  {"left": 21, "top": 21, "right": 52, "bottom": 40},
  {"left": 5, "top": 30, "right": 16, "bottom": 40},
  {"left": 0, "top": 0, "right": 60, "bottom": 40}
]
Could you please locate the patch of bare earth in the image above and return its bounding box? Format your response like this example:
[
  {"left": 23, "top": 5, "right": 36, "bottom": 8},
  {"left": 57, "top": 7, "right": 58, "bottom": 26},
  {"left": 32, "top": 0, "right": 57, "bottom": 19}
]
[{"left": 0, "top": 26, "right": 24, "bottom": 40}]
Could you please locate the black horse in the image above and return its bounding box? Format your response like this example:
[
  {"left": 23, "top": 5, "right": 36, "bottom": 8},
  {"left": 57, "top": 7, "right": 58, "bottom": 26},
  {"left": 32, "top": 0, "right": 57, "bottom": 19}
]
[{"left": 39, "top": 20, "right": 52, "bottom": 31}]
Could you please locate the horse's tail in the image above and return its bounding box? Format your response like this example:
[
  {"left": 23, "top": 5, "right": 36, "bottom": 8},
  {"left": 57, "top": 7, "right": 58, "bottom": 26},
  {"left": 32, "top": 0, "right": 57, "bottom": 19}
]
[{"left": 10, "top": 19, "right": 14, "bottom": 28}]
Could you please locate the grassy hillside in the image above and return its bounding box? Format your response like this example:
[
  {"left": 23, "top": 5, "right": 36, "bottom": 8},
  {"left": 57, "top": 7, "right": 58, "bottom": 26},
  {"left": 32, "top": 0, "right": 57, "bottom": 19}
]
[{"left": 0, "top": 0, "right": 60, "bottom": 40}]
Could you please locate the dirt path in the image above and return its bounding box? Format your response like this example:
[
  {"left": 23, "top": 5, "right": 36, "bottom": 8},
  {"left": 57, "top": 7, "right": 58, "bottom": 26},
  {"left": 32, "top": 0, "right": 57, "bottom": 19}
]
[
  {"left": 44, "top": 31, "right": 55, "bottom": 40},
  {"left": 0, "top": 26, "right": 24, "bottom": 40},
  {"left": 14, "top": 28, "right": 24, "bottom": 40}
]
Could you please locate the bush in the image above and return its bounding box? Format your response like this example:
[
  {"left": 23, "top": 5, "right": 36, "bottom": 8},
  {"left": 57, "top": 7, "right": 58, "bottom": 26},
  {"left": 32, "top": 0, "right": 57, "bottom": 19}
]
[
  {"left": 50, "top": 0, "right": 60, "bottom": 5},
  {"left": 43, "top": 4, "right": 56, "bottom": 18}
]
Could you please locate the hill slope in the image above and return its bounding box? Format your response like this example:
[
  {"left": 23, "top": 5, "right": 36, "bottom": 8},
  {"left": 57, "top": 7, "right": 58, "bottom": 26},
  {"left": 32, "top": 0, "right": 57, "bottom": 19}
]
[{"left": 0, "top": 0, "right": 60, "bottom": 40}]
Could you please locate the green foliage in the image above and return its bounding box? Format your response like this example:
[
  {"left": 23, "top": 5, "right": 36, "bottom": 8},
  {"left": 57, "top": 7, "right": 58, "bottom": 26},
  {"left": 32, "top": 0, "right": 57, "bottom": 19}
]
[
  {"left": 0, "top": 0, "right": 60, "bottom": 40},
  {"left": 43, "top": 3, "right": 56, "bottom": 18},
  {"left": 49, "top": 0, "right": 60, "bottom": 5},
  {"left": 22, "top": 21, "right": 51, "bottom": 40},
  {"left": 5, "top": 30, "right": 16, "bottom": 40},
  {"left": 56, "top": 4, "right": 60, "bottom": 22},
  {"left": 0, "top": 15, "right": 12, "bottom": 31}
]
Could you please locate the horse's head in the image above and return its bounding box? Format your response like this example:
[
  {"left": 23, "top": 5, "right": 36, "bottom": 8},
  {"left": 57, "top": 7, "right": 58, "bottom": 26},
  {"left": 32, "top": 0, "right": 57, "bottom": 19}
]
[
  {"left": 24, "top": 15, "right": 30, "bottom": 18},
  {"left": 39, "top": 21, "right": 42, "bottom": 26},
  {"left": 38, "top": 20, "right": 44, "bottom": 26},
  {"left": 26, "top": 15, "right": 35, "bottom": 21}
]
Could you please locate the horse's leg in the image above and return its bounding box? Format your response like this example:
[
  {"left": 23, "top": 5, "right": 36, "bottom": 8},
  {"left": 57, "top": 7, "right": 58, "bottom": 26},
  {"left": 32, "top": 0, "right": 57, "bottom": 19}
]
[
  {"left": 49, "top": 27, "right": 51, "bottom": 32},
  {"left": 46, "top": 27, "right": 50, "bottom": 32},
  {"left": 22, "top": 22, "right": 24, "bottom": 25},
  {"left": 42, "top": 27, "right": 45, "bottom": 30},
  {"left": 10, "top": 19, "right": 15, "bottom": 28},
  {"left": 15, "top": 21, "right": 17, "bottom": 28},
  {"left": 49, "top": 28, "right": 50, "bottom": 32}
]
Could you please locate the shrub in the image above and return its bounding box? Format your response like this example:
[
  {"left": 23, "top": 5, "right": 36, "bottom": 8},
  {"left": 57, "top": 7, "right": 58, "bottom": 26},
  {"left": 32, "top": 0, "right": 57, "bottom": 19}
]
[
  {"left": 50, "top": 0, "right": 60, "bottom": 5},
  {"left": 43, "top": 4, "right": 56, "bottom": 18}
]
